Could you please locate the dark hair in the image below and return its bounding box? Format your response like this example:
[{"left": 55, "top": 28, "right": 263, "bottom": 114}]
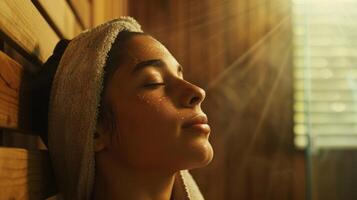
[
  {"left": 32, "top": 30, "right": 145, "bottom": 146},
  {"left": 30, "top": 39, "right": 70, "bottom": 146}
]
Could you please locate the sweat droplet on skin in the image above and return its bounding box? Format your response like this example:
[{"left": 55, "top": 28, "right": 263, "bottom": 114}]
[
  {"left": 136, "top": 94, "right": 145, "bottom": 100},
  {"left": 177, "top": 111, "right": 185, "bottom": 120},
  {"left": 136, "top": 94, "right": 151, "bottom": 104},
  {"left": 136, "top": 94, "right": 159, "bottom": 107}
]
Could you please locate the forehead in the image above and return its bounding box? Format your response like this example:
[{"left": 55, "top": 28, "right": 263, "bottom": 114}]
[{"left": 124, "top": 35, "right": 178, "bottom": 67}]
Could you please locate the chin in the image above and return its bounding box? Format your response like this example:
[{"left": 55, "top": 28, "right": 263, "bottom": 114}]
[{"left": 184, "top": 139, "right": 214, "bottom": 170}]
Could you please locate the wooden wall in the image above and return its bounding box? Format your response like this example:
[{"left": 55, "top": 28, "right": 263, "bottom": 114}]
[
  {"left": 0, "top": 1, "right": 307, "bottom": 199},
  {"left": 129, "top": 0, "right": 306, "bottom": 200},
  {"left": 0, "top": 0, "right": 127, "bottom": 151},
  {"left": 311, "top": 150, "right": 357, "bottom": 200},
  {"left": 0, "top": 1, "right": 127, "bottom": 198}
]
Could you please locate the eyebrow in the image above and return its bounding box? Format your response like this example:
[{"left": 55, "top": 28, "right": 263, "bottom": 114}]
[{"left": 131, "top": 59, "right": 183, "bottom": 76}]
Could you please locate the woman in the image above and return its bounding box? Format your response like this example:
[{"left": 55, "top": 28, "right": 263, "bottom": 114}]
[{"left": 35, "top": 16, "right": 213, "bottom": 200}]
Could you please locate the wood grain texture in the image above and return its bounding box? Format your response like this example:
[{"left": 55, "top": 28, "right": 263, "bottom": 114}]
[
  {"left": 0, "top": 147, "right": 56, "bottom": 199},
  {"left": 128, "top": 1, "right": 301, "bottom": 200},
  {"left": 311, "top": 150, "right": 357, "bottom": 200},
  {"left": 0, "top": 0, "right": 59, "bottom": 63},
  {"left": 67, "top": 0, "right": 91, "bottom": 28},
  {"left": 91, "top": 0, "right": 128, "bottom": 27},
  {"left": 0, "top": 51, "right": 22, "bottom": 130},
  {"left": 0, "top": 51, "right": 40, "bottom": 135},
  {"left": 33, "top": 0, "right": 83, "bottom": 39}
]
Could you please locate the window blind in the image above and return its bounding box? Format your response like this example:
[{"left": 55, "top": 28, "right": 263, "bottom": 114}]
[{"left": 293, "top": 0, "right": 357, "bottom": 150}]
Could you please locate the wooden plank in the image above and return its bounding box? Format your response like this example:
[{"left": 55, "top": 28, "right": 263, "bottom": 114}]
[
  {"left": 33, "top": 0, "right": 83, "bottom": 39},
  {"left": 206, "top": 0, "right": 226, "bottom": 85},
  {"left": 0, "top": 0, "right": 59, "bottom": 63},
  {"left": 1, "top": 130, "right": 46, "bottom": 150},
  {"left": 92, "top": 0, "right": 107, "bottom": 27},
  {"left": 67, "top": 0, "right": 91, "bottom": 28},
  {"left": 92, "top": 0, "right": 128, "bottom": 27},
  {"left": 224, "top": 0, "right": 248, "bottom": 65},
  {"left": 108, "top": 0, "right": 128, "bottom": 19},
  {"left": 0, "top": 51, "right": 22, "bottom": 130},
  {"left": 0, "top": 147, "right": 56, "bottom": 199},
  {"left": 0, "top": 51, "right": 41, "bottom": 135}
]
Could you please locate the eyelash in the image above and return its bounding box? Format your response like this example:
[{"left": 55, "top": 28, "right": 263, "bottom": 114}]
[{"left": 144, "top": 82, "right": 165, "bottom": 88}]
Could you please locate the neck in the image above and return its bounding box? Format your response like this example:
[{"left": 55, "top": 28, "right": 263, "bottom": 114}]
[{"left": 92, "top": 153, "right": 176, "bottom": 200}]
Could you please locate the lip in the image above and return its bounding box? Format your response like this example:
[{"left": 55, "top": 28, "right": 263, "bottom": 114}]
[{"left": 182, "top": 113, "right": 211, "bottom": 134}]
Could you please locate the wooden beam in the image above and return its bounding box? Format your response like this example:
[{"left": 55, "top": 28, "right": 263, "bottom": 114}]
[
  {"left": 0, "top": 51, "right": 22, "bottom": 130},
  {"left": 0, "top": 147, "right": 56, "bottom": 199},
  {"left": 0, "top": 0, "right": 59, "bottom": 63},
  {"left": 67, "top": 0, "right": 91, "bottom": 28},
  {"left": 92, "top": 0, "right": 128, "bottom": 27},
  {"left": 33, "top": 0, "right": 83, "bottom": 39},
  {"left": 0, "top": 51, "right": 41, "bottom": 135}
]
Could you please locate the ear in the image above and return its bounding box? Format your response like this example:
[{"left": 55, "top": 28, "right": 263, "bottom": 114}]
[{"left": 94, "top": 126, "right": 108, "bottom": 152}]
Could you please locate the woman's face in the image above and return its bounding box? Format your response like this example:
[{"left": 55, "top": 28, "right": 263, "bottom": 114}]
[{"left": 101, "top": 35, "right": 213, "bottom": 172}]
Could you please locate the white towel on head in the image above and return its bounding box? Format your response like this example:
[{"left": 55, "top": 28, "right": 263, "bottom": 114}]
[{"left": 48, "top": 16, "right": 204, "bottom": 200}]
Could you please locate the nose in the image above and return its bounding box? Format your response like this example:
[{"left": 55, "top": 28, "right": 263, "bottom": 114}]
[{"left": 179, "top": 80, "right": 206, "bottom": 108}]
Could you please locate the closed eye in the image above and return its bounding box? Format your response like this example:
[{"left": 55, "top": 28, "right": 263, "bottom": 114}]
[{"left": 144, "top": 82, "right": 165, "bottom": 88}]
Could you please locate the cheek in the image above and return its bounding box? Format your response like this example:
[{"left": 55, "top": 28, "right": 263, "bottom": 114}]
[
  {"left": 110, "top": 93, "right": 180, "bottom": 166},
  {"left": 108, "top": 92, "right": 213, "bottom": 170},
  {"left": 136, "top": 94, "right": 172, "bottom": 115},
  {"left": 116, "top": 93, "right": 170, "bottom": 120},
  {"left": 130, "top": 94, "right": 179, "bottom": 137}
]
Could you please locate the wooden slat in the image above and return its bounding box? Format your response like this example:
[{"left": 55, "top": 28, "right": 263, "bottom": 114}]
[
  {"left": 0, "top": 51, "right": 22, "bottom": 130},
  {"left": 67, "top": 0, "right": 91, "bottom": 28},
  {"left": 33, "top": 0, "right": 83, "bottom": 39},
  {"left": 0, "top": 51, "right": 43, "bottom": 135},
  {"left": 92, "top": 0, "right": 107, "bottom": 27},
  {"left": 0, "top": 147, "right": 56, "bottom": 199},
  {"left": 0, "top": 0, "right": 59, "bottom": 63},
  {"left": 1, "top": 130, "right": 45, "bottom": 150},
  {"left": 92, "top": 0, "right": 128, "bottom": 27}
]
